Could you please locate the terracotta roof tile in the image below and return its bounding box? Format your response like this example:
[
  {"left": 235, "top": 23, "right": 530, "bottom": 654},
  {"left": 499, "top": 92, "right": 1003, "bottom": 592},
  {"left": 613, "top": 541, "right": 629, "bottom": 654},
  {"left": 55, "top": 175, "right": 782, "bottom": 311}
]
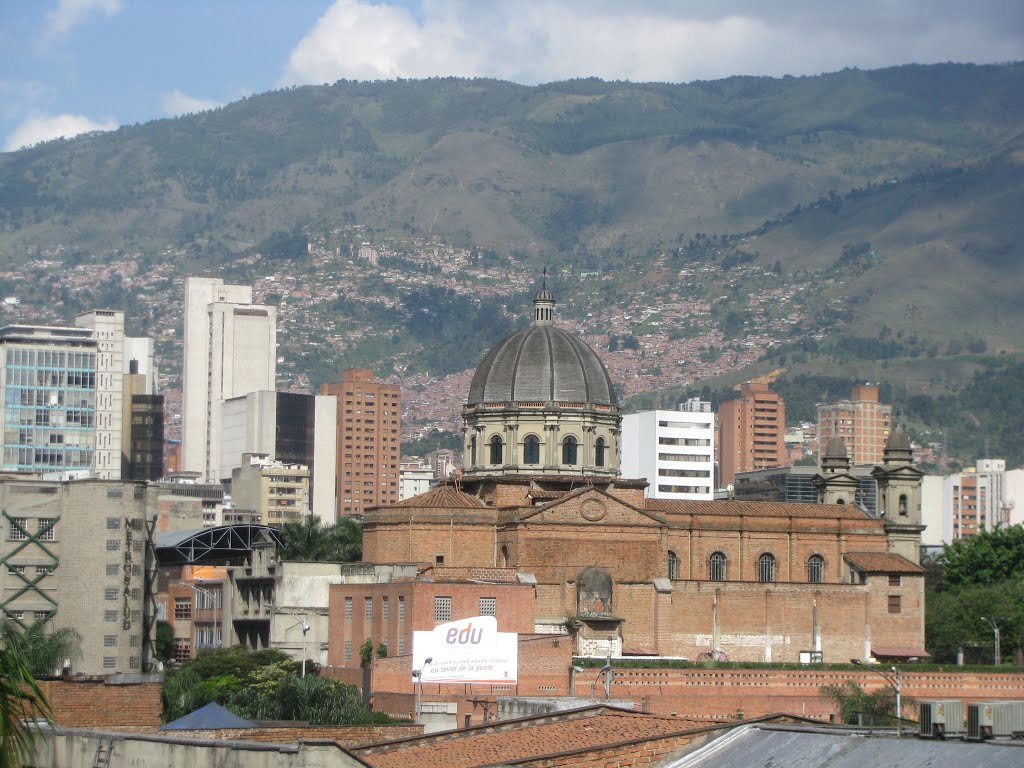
[
  {"left": 387, "top": 485, "right": 488, "bottom": 509},
  {"left": 844, "top": 551, "right": 924, "bottom": 573},
  {"left": 647, "top": 499, "right": 872, "bottom": 520},
  {"left": 357, "top": 707, "right": 722, "bottom": 768}
]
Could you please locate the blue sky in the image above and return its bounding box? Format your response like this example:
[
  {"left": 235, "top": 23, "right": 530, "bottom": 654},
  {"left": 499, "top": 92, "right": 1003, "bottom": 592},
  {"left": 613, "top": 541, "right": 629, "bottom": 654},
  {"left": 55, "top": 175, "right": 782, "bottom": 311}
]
[{"left": 3, "top": 0, "right": 1024, "bottom": 152}]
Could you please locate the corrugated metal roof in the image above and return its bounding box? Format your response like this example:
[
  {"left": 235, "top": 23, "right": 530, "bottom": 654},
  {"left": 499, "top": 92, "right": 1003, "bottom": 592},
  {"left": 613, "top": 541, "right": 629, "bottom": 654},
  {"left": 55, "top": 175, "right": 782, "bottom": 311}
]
[{"left": 665, "top": 723, "right": 1024, "bottom": 768}]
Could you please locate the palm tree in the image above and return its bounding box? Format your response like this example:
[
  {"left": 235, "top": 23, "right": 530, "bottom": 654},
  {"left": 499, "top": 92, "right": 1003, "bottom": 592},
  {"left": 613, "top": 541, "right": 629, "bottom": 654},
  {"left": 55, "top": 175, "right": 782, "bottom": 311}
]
[
  {"left": 277, "top": 516, "right": 362, "bottom": 562},
  {"left": 0, "top": 619, "right": 82, "bottom": 677},
  {"left": 0, "top": 637, "right": 52, "bottom": 767}
]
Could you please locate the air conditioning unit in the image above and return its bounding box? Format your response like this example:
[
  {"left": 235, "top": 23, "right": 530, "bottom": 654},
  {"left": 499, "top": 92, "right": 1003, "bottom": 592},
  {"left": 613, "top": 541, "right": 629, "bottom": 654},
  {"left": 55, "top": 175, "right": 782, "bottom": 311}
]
[
  {"left": 966, "top": 700, "right": 1024, "bottom": 740},
  {"left": 918, "top": 700, "right": 964, "bottom": 738}
]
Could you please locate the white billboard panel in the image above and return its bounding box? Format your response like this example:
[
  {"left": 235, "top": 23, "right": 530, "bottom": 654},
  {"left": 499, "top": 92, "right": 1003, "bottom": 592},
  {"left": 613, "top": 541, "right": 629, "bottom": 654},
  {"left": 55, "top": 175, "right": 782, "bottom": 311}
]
[{"left": 413, "top": 615, "right": 518, "bottom": 684}]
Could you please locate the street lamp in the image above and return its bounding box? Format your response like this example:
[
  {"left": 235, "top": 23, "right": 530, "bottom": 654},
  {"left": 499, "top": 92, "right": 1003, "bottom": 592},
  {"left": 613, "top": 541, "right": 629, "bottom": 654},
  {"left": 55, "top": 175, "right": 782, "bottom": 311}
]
[
  {"left": 980, "top": 616, "right": 1005, "bottom": 666},
  {"left": 413, "top": 657, "right": 433, "bottom": 723},
  {"left": 288, "top": 616, "right": 311, "bottom": 677},
  {"left": 851, "top": 659, "right": 902, "bottom": 737}
]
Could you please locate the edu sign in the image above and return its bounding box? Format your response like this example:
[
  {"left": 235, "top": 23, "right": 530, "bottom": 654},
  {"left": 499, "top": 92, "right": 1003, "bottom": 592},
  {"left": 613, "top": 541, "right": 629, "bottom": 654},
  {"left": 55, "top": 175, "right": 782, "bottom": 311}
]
[{"left": 413, "top": 615, "right": 518, "bottom": 684}]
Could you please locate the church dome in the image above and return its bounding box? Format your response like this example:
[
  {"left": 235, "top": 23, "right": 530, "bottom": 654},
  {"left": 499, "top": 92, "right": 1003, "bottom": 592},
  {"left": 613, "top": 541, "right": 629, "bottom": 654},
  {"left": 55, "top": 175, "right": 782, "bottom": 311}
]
[{"left": 467, "top": 289, "right": 617, "bottom": 407}]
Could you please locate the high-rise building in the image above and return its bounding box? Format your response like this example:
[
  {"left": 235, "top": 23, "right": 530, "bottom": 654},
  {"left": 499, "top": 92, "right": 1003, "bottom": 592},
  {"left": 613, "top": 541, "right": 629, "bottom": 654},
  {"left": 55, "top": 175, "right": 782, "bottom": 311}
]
[
  {"left": 717, "top": 381, "right": 786, "bottom": 488},
  {"left": 182, "top": 277, "right": 276, "bottom": 483},
  {"left": 74, "top": 310, "right": 124, "bottom": 478},
  {"left": 320, "top": 368, "right": 401, "bottom": 517},
  {"left": 0, "top": 324, "right": 98, "bottom": 476},
  {"left": 621, "top": 399, "right": 715, "bottom": 499},
  {"left": 816, "top": 384, "right": 892, "bottom": 466},
  {"left": 219, "top": 390, "right": 337, "bottom": 522}
]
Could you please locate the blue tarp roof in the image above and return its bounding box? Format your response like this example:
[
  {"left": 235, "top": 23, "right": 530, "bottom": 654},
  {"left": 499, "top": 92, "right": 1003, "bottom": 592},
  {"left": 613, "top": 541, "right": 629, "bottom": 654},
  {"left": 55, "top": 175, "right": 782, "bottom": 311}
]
[{"left": 161, "top": 702, "right": 255, "bottom": 730}]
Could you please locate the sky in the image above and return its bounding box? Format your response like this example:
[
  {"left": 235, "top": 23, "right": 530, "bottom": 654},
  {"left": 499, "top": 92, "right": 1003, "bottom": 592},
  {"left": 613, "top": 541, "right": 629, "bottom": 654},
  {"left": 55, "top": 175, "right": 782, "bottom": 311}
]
[{"left": 2, "top": 0, "right": 1024, "bottom": 152}]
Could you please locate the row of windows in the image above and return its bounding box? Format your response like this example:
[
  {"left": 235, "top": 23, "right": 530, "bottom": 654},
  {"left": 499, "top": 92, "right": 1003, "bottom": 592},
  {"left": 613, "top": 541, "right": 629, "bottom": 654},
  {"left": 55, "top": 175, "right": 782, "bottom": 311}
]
[
  {"left": 666, "top": 551, "right": 829, "bottom": 583},
  {"left": 658, "top": 437, "right": 711, "bottom": 447},
  {"left": 342, "top": 595, "right": 497, "bottom": 624},
  {"left": 6, "top": 349, "right": 97, "bottom": 369},
  {"left": 7, "top": 518, "right": 57, "bottom": 541},
  {"left": 472, "top": 435, "right": 607, "bottom": 467}
]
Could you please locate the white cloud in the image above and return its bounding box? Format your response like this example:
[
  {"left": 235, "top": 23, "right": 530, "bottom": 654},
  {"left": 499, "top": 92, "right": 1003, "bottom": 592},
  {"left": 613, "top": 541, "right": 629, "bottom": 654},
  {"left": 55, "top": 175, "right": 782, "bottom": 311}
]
[
  {"left": 46, "top": 0, "right": 123, "bottom": 36},
  {"left": 161, "top": 90, "right": 222, "bottom": 117},
  {"left": 4, "top": 114, "right": 117, "bottom": 152},
  {"left": 281, "top": 0, "right": 1024, "bottom": 86}
]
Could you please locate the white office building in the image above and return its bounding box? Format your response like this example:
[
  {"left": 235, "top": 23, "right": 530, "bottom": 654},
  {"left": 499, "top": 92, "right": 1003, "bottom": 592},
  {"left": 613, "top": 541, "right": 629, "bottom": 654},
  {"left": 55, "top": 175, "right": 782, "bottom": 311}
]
[
  {"left": 182, "top": 278, "right": 276, "bottom": 483},
  {"left": 621, "top": 399, "right": 716, "bottom": 500}
]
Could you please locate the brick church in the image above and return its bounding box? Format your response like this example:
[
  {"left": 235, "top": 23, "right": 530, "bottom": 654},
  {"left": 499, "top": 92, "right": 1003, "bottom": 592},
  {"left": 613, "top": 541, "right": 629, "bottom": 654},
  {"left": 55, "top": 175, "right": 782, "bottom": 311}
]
[{"left": 361, "top": 288, "right": 927, "bottom": 663}]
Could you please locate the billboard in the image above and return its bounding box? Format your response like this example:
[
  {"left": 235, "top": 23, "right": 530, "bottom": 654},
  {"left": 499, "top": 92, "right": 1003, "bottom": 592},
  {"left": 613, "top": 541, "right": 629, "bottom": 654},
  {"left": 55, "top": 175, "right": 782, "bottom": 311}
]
[{"left": 412, "top": 615, "right": 518, "bottom": 684}]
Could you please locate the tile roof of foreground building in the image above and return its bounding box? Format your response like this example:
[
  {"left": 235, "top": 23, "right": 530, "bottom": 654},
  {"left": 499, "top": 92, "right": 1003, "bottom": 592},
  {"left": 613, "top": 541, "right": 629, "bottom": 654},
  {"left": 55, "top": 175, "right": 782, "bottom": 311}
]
[
  {"left": 646, "top": 499, "right": 876, "bottom": 520},
  {"left": 354, "top": 706, "right": 801, "bottom": 768},
  {"left": 843, "top": 551, "right": 925, "bottom": 573}
]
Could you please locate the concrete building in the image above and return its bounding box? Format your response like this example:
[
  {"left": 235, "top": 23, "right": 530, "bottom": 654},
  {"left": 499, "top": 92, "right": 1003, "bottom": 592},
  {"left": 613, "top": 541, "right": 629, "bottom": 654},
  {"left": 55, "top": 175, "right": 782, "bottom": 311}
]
[
  {"left": 718, "top": 381, "right": 786, "bottom": 488},
  {"left": 182, "top": 277, "right": 277, "bottom": 483},
  {"left": 0, "top": 478, "right": 155, "bottom": 675},
  {"left": 0, "top": 324, "right": 98, "bottom": 476},
  {"left": 122, "top": 367, "right": 164, "bottom": 481},
  {"left": 320, "top": 368, "right": 401, "bottom": 518},
  {"left": 734, "top": 463, "right": 880, "bottom": 516},
  {"left": 399, "top": 460, "right": 433, "bottom": 500},
  {"left": 816, "top": 384, "right": 892, "bottom": 466},
  {"left": 621, "top": 400, "right": 715, "bottom": 500},
  {"left": 220, "top": 390, "right": 337, "bottom": 522},
  {"left": 231, "top": 453, "right": 310, "bottom": 525}
]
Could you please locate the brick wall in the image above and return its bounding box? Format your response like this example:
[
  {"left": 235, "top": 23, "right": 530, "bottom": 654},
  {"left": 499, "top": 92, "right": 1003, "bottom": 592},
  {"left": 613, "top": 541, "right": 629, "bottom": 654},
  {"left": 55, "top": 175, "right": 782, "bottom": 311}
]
[{"left": 38, "top": 677, "right": 163, "bottom": 727}]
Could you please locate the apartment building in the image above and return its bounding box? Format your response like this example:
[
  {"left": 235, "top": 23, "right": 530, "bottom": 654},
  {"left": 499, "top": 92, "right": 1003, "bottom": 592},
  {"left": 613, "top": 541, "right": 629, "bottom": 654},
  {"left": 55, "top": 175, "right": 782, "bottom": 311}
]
[
  {"left": 717, "top": 381, "right": 786, "bottom": 488},
  {"left": 817, "top": 384, "right": 892, "bottom": 466},
  {"left": 320, "top": 369, "right": 401, "bottom": 518}
]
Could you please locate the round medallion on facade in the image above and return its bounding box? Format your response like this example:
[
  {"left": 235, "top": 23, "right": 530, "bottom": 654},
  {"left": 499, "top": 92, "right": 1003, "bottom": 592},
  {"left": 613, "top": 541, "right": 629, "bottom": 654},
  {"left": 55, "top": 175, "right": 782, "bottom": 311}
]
[{"left": 580, "top": 498, "right": 608, "bottom": 521}]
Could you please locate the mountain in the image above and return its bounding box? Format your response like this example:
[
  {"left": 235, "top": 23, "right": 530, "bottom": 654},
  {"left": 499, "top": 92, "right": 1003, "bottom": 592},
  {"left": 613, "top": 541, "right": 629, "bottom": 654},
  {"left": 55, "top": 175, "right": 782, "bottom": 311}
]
[{"left": 1, "top": 64, "right": 1023, "bottom": 464}]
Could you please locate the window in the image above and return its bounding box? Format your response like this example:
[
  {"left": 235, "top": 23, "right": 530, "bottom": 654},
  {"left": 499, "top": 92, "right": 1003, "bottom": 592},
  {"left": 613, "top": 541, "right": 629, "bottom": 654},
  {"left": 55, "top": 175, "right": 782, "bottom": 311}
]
[
  {"left": 398, "top": 596, "right": 405, "bottom": 621},
  {"left": 758, "top": 553, "right": 777, "bottom": 583},
  {"left": 36, "top": 565, "right": 53, "bottom": 576},
  {"left": 382, "top": 596, "right": 390, "bottom": 619},
  {"left": 106, "top": 517, "right": 121, "bottom": 530},
  {"left": 490, "top": 435, "right": 503, "bottom": 465},
  {"left": 562, "top": 435, "right": 578, "bottom": 465},
  {"left": 37, "top": 519, "right": 56, "bottom": 541},
  {"left": 398, "top": 637, "right": 405, "bottom": 655},
  {"left": 104, "top": 610, "right": 118, "bottom": 622},
  {"left": 888, "top": 574, "right": 901, "bottom": 587},
  {"left": 523, "top": 435, "right": 540, "bottom": 465},
  {"left": 479, "top": 597, "right": 496, "bottom": 617},
  {"left": 33, "top": 611, "right": 48, "bottom": 621},
  {"left": 595, "top": 437, "right": 605, "bottom": 467},
  {"left": 8, "top": 518, "right": 27, "bottom": 541},
  {"left": 898, "top": 495, "right": 908, "bottom": 516},
  {"left": 105, "top": 539, "right": 120, "bottom": 551},
  {"left": 365, "top": 597, "right": 373, "bottom": 620},
  {"left": 104, "top": 635, "right": 118, "bottom": 648},
  {"left": 500, "top": 544, "right": 510, "bottom": 568},
  {"left": 888, "top": 595, "right": 902, "bottom": 614},
  {"left": 668, "top": 551, "right": 678, "bottom": 580},
  {"left": 103, "top": 657, "right": 117, "bottom": 670},
  {"left": 174, "top": 598, "right": 192, "bottom": 620},
  {"left": 470, "top": 435, "right": 477, "bottom": 466},
  {"left": 7, "top": 564, "right": 26, "bottom": 576},
  {"left": 709, "top": 552, "right": 727, "bottom": 581},
  {"left": 173, "top": 640, "right": 190, "bottom": 662},
  {"left": 434, "top": 596, "right": 452, "bottom": 623},
  {"left": 344, "top": 639, "right": 352, "bottom": 661},
  {"left": 104, "top": 588, "right": 118, "bottom": 601},
  {"left": 345, "top": 597, "right": 353, "bottom": 620},
  {"left": 807, "top": 555, "right": 825, "bottom": 584}
]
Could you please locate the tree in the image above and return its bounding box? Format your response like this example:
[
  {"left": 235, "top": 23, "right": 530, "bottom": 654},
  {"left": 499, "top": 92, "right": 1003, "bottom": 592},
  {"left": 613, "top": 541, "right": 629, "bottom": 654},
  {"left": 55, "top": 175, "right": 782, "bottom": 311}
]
[
  {"left": 821, "top": 680, "right": 914, "bottom": 727},
  {"left": 940, "top": 525, "right": 1024, "bottom": 588},
  {"left": 155, "top": 620, "right": 175, "bottom": 662},
  {"left": 0, "top": 638, "right": 52, "bottom": 767},
  {"left": 276, "top": 516, "right": 362, "bottom": 562},
  {"left": 0, "top": 619, "right": 81, "bottom": 678}
]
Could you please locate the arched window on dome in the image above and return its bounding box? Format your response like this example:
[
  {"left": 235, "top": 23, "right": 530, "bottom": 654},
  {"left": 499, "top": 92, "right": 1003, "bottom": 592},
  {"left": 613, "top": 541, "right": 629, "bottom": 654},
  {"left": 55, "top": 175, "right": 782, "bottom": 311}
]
[
  {"left": 470, "top": 435, "right": 477, "bottom": 467},
  {"left": 489, "top": 435, "right": 503, "bottom": 465},
  {"left": 562, "top": 435, "right": 578, "bottom": 465},
  {"left": 523, "top": 435, "right": 540, "bottom": 465},
  {"left": 595, "top": 437, "right": 606, "bottom": 467},
  {"left": 807, "top": 554, "right": 825, "bottom": 583},
  {"left": 759, "top": 553, "right": 777, "bottom": 583},
  {"left": 709, "top": 551, "right": 727, "bottom": 581}
]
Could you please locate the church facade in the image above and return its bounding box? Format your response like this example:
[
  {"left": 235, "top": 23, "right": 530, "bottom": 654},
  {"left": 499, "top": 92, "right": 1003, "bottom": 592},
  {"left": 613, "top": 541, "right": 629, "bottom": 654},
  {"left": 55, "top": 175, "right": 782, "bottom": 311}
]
[{"left": 361, "top": 290, "right": 926, "bottom": 663}]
